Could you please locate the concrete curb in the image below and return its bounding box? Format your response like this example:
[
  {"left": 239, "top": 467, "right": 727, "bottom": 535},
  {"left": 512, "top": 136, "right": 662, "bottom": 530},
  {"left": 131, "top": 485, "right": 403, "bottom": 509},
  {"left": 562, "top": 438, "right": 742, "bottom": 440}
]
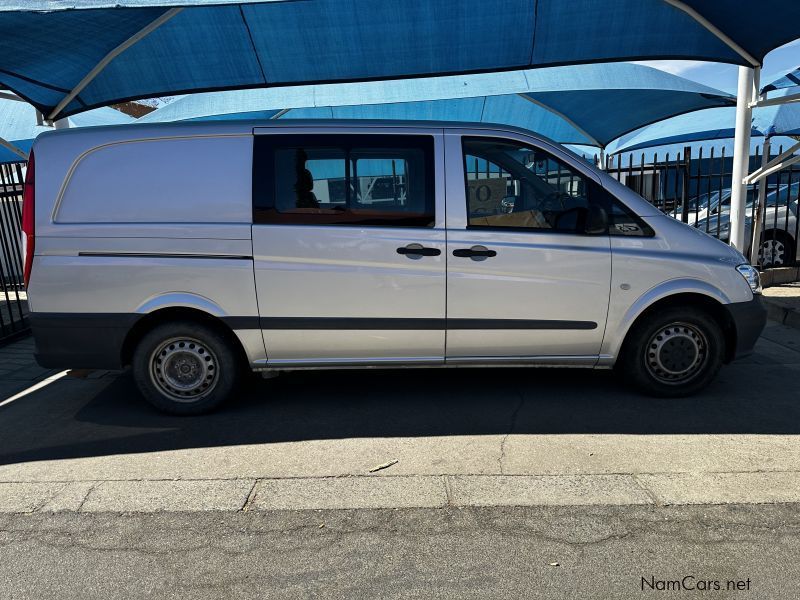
[
  {"left": 763, "top": 296, "right": 800, "bottom": 330},
  {"left": 760, "top": 267, "right": 800, "bottom": 288},
  {"left": 3, "top": 472, "right": 800, "bottom": 514}
]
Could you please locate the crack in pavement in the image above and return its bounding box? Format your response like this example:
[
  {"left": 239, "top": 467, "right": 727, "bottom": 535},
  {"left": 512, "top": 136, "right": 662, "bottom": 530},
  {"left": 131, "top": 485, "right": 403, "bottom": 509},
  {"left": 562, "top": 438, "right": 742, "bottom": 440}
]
[{"left": 2, "top": 505, "right": 799, "bottom": 554}]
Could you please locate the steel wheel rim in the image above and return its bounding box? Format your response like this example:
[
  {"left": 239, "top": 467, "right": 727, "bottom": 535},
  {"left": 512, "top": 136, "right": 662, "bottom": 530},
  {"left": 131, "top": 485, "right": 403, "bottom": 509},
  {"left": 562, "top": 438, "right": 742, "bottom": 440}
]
[
  {"left": 759, "top": 239, "right": 785, "bottom": 267},
  {"left": 149, "top": 337, "right": 219, "bottom": 403},
  {"left": 644, "top": 322, "right": 709, "bottom": 385}
]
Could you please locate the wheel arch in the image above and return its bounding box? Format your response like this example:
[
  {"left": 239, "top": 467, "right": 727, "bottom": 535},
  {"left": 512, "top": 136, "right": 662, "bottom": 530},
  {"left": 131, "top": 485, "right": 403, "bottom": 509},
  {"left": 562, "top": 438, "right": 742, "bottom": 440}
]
[
  {"left": 761, "top": 227, "right": 794, "bottom": 242},
  {"left": 609, "top": 279, "right": 739, "bottom": 364},
  {"left": 121, "top": 306, "right": 250, "bottom": 368},
  {"left": 618, "top": 291, "right": 737, "bottom": 364}
]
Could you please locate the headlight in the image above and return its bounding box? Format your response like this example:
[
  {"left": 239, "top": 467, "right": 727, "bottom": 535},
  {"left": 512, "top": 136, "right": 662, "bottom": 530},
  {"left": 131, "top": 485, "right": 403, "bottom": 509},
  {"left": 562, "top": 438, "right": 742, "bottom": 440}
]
[{"left": 736, "top": 264, "right": 762, "bottom": 295}]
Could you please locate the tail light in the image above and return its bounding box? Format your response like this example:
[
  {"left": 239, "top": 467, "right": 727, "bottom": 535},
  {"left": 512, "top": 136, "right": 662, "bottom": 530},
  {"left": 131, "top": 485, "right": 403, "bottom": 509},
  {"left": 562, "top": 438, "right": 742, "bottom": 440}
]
[{"left": 21, "top": 150, "right": 35, "bottom": 288}]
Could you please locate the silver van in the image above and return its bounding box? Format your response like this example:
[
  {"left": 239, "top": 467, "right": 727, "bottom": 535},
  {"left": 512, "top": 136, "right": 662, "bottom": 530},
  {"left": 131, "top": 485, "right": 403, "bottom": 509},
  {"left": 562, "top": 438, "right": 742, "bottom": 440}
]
[{"left": 22, "top": 121, "right": 766, "bottom": 414}]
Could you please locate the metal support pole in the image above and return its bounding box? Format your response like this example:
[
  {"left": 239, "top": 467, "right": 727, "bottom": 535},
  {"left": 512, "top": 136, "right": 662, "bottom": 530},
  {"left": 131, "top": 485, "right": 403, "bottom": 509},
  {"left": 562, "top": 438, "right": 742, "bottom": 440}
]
[
  {"left": 680, "top": 146, "right": 691, "bottom": 223},
  {"left": 0, "top": 91, "right": 25, "bottom": 102},
  {"left": 47, "top": 7, "right": 184, "bottom": 121},
  {"left": 750, "top": 137, "right": 770, "bottom": 265},
  {"left": 729, "top": 66, "right": 757, "bottom": 252},
  {"left": 754, "top": 91, "right": 800, "bottom": 108},
  {"left": 0, "top": 136, "right": 28, "bottom": 160},
  {"left": 53, "top": 118, "right": 70, "bottom": 130},
  {"left": 744, "top": 140, "right": 800, "bottom": 184}
]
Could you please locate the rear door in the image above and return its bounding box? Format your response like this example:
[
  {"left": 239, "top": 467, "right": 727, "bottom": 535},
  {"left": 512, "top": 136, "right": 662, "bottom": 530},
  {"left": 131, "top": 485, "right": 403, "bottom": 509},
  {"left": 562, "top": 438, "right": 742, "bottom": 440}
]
[
  {"left": 444, "top": 130, "right": 612, "bottom": 363},
  {"left": 251, "top": 127, "right": 446, "bottom": 367}
]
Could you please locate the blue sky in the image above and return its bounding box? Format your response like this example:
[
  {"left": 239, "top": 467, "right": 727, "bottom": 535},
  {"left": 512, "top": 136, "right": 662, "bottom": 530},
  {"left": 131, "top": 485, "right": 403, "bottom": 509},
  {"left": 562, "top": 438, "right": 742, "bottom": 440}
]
[{"left": 638, "top": 39, "right": 800, "bottom": 94}]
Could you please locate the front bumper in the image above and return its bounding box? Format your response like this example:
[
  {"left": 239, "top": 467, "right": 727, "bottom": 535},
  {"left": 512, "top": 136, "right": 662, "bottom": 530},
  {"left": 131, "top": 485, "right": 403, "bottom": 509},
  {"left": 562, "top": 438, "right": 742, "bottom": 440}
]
[{"left": 725, "top": 295, "right": 767, "bottom": 360}]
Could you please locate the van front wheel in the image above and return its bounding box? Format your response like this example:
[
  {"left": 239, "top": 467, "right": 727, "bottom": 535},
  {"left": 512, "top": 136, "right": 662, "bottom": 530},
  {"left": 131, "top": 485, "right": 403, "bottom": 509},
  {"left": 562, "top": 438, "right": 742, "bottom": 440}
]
[
  {"left": 132, "top": 321, "right": 241, "bottom": 415},
  {"left": 618, "top": 307, "right": 725, "bottom": 397}
]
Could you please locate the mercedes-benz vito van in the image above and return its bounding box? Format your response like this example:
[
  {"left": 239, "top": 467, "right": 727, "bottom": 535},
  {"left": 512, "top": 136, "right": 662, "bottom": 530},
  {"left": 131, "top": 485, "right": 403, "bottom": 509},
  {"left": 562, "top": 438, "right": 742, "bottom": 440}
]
[{"left": 22, "top": 121, "right": 766, "bottom": 414}]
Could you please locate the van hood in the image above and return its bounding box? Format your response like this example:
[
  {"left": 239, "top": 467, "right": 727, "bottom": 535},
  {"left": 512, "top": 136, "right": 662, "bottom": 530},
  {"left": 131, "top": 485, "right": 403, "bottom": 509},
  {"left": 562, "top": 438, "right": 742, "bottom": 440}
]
[{"left": 646, "top": 213, "right": 749, "bottom": 267}]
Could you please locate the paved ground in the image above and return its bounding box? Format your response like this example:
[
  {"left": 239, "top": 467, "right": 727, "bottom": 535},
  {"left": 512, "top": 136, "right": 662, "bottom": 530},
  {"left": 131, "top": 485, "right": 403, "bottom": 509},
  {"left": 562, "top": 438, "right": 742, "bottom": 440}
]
[
  {"left": 0, "top": 291, "right": 28, "bottom": 344},
  {"left": 0, "top": 335, "right": 55, "bottom": 399},
  {"left": 1, "top": 505, "right": 798, "bottom": 599},
  {"left": 1, "top": 321, "right": 800, "bottom": 511},
  {"left": 763, "top": 281, "right": 800, "bottom": 328},
  {"left": 2, "top": 320, "right": 800, "bottom": 598}
]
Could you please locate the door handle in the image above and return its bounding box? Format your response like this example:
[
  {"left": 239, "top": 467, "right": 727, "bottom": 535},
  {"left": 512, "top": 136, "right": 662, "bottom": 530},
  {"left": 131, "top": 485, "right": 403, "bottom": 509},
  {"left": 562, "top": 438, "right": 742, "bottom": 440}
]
[
  {"left": 452, "top": 245, "right": 497, "bottom": 260},
  {"left": 397, "top": 243, "right": 441, "bottom": 258}
]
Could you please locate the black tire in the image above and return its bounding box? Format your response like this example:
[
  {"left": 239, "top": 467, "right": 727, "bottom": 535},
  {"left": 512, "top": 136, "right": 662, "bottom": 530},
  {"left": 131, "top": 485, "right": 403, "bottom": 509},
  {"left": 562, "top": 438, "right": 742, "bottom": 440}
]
[
  {"left": 617, "top": 306, "right": 725, "bottom": 398},
  {"left": 132, "top": 320, "right": 242, "bottom": 415},
  {"left": 759, "top": 230, "right": 795, "bottom": 268}
]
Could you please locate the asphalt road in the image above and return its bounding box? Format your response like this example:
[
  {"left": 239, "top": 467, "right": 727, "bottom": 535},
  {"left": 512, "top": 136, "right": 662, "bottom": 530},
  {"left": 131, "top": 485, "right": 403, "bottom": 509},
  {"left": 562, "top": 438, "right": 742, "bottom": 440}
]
[{"left": 2, "top": 504, "right": 799, "bottom": 599}]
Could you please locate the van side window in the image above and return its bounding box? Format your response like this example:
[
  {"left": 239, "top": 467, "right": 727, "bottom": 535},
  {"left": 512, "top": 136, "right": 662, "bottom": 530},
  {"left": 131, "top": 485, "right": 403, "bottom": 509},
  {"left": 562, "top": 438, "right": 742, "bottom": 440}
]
[
  {"left": 274, "top": 148, "right": 347, "bottom": 211},
  {"left": 607, "top": 199, "right": 655, "bottom": 237},
  {"left": 254, "top": 134, "right": 435, "bottom": 227},
  {"left": 462, "top": 137, "right": 593, "bottom": 233}
]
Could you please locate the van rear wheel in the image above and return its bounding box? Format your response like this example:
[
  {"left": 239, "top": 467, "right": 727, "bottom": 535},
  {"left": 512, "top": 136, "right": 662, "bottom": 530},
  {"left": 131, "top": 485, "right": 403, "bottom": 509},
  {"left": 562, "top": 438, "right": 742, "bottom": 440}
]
[
  {"left": 618, "top": 307, "right": 725, "bottom": 397},
  {"left": 132, "top": 320, "right": 241, "bottom": 415}
]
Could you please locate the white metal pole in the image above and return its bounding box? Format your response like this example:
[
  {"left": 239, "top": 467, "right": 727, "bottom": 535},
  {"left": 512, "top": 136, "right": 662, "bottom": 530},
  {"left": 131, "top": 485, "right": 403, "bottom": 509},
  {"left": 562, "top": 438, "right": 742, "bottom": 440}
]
[
  {"left": 53, "top": 118, "right": 71, "bottom": 130},
  {"left": 749, "top": 137, "right": 770, "bottom": 266},
  {"left": 0, "top": 136, "right": 28, "bottom": 160},
  {"left": 0, "top": 91, "right": 25, "bottom": 102},
  {"left": 729, "top": 66, "right": 756, "bottom": 252},
  {"left": 46, "top": 7, "right": 184, "bottom": 121}
]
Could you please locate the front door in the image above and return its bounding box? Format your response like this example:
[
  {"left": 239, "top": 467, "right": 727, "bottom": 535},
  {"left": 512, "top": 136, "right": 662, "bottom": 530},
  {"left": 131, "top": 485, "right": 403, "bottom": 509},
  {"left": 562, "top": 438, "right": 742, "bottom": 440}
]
[
  {"left": 251, "top": 128, "right": 446, "bottom": 366},
  {"left": 444, "top": 132, "right": 612, "bottom": 363}
]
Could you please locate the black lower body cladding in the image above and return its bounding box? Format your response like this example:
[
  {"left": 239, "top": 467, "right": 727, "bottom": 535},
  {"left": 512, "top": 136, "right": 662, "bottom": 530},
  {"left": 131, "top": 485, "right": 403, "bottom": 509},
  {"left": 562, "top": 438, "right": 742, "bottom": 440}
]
[
  {"left": 28, "top": 298, "right": 767, "bottom": 372},
  {"left": 725, "top": 295, "right": 767, "bottom": 359},
  {"left": 30, "top": 313, "right": 141, "bottom": 370}
]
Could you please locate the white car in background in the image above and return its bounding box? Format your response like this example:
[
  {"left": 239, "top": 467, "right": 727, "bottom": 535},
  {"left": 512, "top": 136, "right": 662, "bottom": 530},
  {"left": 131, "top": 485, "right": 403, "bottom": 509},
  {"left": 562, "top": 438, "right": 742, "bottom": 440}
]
[{"left": 694, "top": 182, "right": 799, "bottom": 267}]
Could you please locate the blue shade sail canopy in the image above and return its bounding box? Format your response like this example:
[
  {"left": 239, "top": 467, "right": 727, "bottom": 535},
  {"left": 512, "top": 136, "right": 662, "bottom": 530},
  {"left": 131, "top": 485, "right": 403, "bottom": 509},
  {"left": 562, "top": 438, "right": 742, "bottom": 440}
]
[
  {"left": 140, "top": 64, "right": 733, "bottom": 148},
  {"left": 0, "top": 98, "right": 132, "bottom": 162},
  {"left": 762, "top": 66, "right": 800, "bottom": 93},
  {"left": 610, "top": 89, "right": 800, "bottom": 155},
  {"left": 0, "top": 0, "right": 796, "bottom": 120},
  {"left": 761, "top": 89, "right": 800, "bottom": 137}
]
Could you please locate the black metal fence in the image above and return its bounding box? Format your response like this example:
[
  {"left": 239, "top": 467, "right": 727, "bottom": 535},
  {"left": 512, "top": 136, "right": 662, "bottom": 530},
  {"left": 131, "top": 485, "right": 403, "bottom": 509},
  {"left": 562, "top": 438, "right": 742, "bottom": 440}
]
[
  {"left": 0, "top": 161, "right": 28, "bottom": 344},
  {"left": 604, "top": 143, "right": 800, "bottom": 268}
]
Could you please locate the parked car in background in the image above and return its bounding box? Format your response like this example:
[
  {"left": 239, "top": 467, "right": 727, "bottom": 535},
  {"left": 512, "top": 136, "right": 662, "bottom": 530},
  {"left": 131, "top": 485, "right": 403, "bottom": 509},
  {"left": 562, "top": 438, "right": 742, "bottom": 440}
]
[
  {"left": 22, "top": 121, "right": 766, "bottom": 414},
  {"left": 678, "top": 189, "right": 731, "bottom": 226},
  {"left": 694, "top": 181, "right": 799, "bottom": 267}
]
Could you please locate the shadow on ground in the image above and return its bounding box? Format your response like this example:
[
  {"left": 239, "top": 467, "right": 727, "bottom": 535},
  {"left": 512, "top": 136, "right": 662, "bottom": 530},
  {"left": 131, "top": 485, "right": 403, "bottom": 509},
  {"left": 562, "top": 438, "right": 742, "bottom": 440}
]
[{"left": 1, "top": 359, "right": 799, "bottom": 466}]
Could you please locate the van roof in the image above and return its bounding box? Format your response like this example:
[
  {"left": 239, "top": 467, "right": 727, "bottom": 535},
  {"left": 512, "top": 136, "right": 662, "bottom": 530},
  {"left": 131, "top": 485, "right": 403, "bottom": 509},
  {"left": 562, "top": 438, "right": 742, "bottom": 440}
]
[{"left": 35, "top": 118, "right": 562, "bottom": 148}]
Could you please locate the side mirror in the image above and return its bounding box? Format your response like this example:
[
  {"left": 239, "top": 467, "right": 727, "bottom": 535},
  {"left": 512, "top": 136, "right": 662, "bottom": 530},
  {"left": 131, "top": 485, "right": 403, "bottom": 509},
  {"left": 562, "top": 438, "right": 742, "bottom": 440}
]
[{"left": 585, "top": 205, "right": 608, "bottom": 235}]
